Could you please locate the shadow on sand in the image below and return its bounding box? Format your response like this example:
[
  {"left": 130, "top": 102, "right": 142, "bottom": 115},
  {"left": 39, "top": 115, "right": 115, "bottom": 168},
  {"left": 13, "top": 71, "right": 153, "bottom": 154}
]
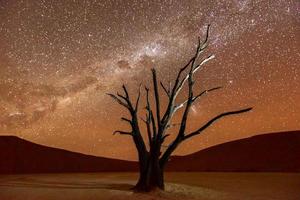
[{"left": 0, "top": 176, "right": 133, "bottom": 192}]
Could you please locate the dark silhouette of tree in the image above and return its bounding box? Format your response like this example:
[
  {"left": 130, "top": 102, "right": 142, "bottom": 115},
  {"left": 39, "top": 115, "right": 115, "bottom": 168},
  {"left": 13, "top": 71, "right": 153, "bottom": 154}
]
[{"left": 107, "top": 25, "right": 252, "bottom": 192}]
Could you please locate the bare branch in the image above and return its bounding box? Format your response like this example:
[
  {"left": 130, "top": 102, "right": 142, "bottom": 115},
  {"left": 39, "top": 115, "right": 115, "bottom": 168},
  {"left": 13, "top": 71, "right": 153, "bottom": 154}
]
[
  {"left": 160, "top": 25, "right": 216, "bottom": 168},
  {"left": 121, "top": 84, "right": 135, "bottom": 110},
  {"left": 172, "top": 52, "right": 214, "bottom": 104},
  {"left": 109, "top": 85, "right": 148, "bottom": 159},
  {"left": 135, "top": 84, "right": 142, "bottom": 111},
  {"left": 140, "top": 117, "right": 147, "bottom": 124},
  {"left": 193, "top": 86, "right": 222, "bottom": 102},
  {"left": 161, "top": 134, "right": 170, "bottom": 142},
  {"left": 152, "top": 68, "right": 161, "bottom": 130},
  {"left": 173, "top": 86, "right": 221, "bottom": 113},
  {"left": 173, "top": 100, "right": 188, "bottom": 112},
  {"left": 117, "top": 92, "right": 128, "bottom": 102},
  {"left": 183, "top": 107, "right": 253, "bottom": 140},
  {"left": 150, "top": 110, "right": 157, "bottom": 139},
  {"left": 113, "top": 130, "right": 133, "bottom": 136},
  {"left": 205, "top": 24, "right": 210, "bottom": 42},
  {"left": 106, "top": 93, "right": 129, "bottom": 109},
  {"left": 160, "top": 81, "right": 170, "bottom": 98},
  {"left": 174, "top": 54, "right": 215, "bottom": 99},
  {"left": 146, "top": 117, "right": 152, "bottom": 146},
  {"left": 160, "top": 53, "right": 196, "bottom": 127},
  {"left": 159, "top": 25, "right": 214, "bottom": 144},
  {"left": 145, "top": 87, "right": 156, "bottom": 143},
  {"left": 122, "top": 84, "right": 129, "bottom": 98},
  {"left": 200, "top": 24, "right": 210, "bottom": 49},
  {"left": 193, "top": 54, "right": 215, "bottom": 73},
  {"left": 121, "top": 117, "right": 132, "bottom": 124}
]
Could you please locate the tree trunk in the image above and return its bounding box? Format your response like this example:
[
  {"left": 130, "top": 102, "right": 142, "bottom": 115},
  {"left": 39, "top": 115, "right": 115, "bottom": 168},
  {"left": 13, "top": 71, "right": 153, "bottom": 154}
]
[{"left": 134, "top": 152, "right": 164, "bottom": 192}]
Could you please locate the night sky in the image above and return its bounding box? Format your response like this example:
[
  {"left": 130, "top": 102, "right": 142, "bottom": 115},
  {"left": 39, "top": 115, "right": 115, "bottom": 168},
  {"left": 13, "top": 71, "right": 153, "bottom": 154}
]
[{"left": 0, "top": 0, "right": 299, "bottom": 160}]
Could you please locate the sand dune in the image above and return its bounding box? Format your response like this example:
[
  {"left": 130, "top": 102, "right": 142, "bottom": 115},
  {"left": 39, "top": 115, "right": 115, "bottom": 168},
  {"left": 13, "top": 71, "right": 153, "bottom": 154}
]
[
  {"left": 167, "top": 130, "right": 300, "bottom": 172},
  {"left": 1, "top": 130, "right": 299, "bottom": 173}
]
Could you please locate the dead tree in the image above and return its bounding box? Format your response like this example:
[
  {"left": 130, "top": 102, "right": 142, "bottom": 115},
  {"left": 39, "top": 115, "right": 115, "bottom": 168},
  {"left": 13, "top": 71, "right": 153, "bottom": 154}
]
[{"left": 107, "top": 25, "right": 252, "bottom": 192}]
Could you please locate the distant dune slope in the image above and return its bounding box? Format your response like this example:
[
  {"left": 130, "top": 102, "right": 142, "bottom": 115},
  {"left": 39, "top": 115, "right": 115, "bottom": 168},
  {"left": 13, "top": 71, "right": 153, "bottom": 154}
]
[
  {"left": 0, "top": 136, "right": 137, "bottom": 173},
  {"left": 0, "top": 131, "right": 299, "bottom": 173},
  {"left": 167, "top": 131, "right": 300, "bottom": 172}
]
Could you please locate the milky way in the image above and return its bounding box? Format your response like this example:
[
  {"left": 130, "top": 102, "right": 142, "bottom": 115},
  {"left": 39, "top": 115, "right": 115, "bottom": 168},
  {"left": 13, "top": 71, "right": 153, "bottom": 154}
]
[{"left": 0, "top": 0, "right": 299, "bottom": 160}]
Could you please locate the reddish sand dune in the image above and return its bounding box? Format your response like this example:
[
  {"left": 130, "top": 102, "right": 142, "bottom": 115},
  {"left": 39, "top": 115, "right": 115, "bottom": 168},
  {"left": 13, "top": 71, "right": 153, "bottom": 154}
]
[
  {"left": 167, "top": 130, "right": 300, "bottom": 172},
  {"left": 0, "top": 136, "right": 136, "bottom": 173},
  {"left": 0, "top": 130, "right": 299, "bottom": 173}
]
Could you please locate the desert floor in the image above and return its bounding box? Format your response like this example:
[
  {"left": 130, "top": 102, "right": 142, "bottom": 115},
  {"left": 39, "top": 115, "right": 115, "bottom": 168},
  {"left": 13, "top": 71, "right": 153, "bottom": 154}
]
[{"left": 0, "top": 172, "right": 299, "bottom": 200}]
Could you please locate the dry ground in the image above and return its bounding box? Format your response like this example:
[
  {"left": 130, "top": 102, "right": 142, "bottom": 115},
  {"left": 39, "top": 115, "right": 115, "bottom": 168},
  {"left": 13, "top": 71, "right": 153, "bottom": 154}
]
[{"left": 0, "top": 172, "right": 299, "bottom": 200}]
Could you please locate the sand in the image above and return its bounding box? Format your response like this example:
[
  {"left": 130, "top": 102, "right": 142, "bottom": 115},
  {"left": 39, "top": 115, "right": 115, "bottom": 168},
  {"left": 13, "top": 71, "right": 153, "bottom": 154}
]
[{"left": 0, "top": 172, "right": 299, "bottom": 200}]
